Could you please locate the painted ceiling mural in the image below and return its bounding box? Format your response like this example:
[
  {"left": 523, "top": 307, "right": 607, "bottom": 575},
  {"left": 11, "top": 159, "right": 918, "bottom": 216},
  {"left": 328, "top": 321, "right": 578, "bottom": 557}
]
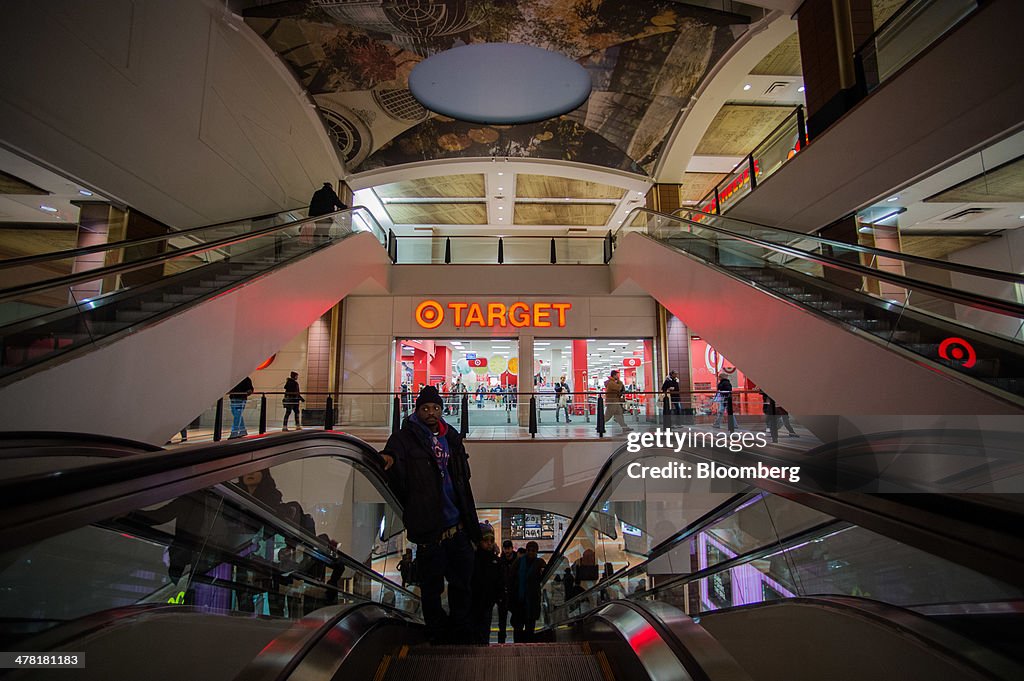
[{"left": 244, "top": 1, "right": 751, "bottom": 176}]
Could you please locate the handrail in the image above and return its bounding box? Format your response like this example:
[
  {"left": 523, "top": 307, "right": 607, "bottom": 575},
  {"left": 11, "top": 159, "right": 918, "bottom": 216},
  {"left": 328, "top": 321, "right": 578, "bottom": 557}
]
[
  {"left": 615, "top": 207, "right": 1024, "bottom": 319},
  {"left": 391, "top": 235, "right": 606, "bottom": 240},
  {"left": 538, "top": 433, "right": 1024, "bottom": 595},
  {"left": 0, "top": 430, "right": 418, "bottom": 603},
  {"left": 668, "top": 205, "right": 1022, "bottom": 283},
  {"left": 0, "top": 206, "right": 384, "bottom": 305},
  {"left": 747, "top": 105, "right": 803, "bottom": 158},
  {"left": 0, "top": 206, "right": 307, "bottom": 270}
]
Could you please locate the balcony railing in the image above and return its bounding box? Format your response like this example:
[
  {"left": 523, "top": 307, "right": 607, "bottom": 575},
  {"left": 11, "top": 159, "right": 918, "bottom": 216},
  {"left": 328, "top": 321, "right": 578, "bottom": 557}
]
[{"left": 385, "top": 232, "right": 610, "bottom": 265}]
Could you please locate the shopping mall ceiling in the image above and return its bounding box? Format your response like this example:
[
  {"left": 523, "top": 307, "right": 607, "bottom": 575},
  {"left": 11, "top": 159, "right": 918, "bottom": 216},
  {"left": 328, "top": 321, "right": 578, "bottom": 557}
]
[{"left": 243, "top": 0, "right": 757, "bottom": 176}]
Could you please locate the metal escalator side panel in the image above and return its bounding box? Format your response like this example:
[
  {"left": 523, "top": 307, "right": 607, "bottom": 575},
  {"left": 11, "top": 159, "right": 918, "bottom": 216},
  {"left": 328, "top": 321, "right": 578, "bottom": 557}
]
[{"left": 695, "top": 596, "right": 1024, "bottom": 681}]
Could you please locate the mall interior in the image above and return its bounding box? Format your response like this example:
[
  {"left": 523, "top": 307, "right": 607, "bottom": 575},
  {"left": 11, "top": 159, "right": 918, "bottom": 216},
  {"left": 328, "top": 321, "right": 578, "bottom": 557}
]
[{"left": 1, "top": 0, "right": 1023, "bottom": 679}]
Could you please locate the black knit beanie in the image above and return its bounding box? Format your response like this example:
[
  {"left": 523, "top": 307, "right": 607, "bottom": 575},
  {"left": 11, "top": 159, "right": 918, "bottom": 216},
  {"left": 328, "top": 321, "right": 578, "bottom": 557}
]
[{"left": 415, "top": 385, "right": 444, "bottom": 409}]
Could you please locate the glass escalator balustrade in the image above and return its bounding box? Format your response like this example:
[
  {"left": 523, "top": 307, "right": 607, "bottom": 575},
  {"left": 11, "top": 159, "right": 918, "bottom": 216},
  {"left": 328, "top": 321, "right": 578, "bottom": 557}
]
[
  {"left": 0, "top": 207, "right": 386, "bottom": 381},
  {"left": 539, "top": 446, "right": 1023, "bottom": 630},
  {"left": 0, "top": 451, "right": 418, "bottom": 645},
  {"left": 618, "top": 208, "right": 1024, "bottom": 400}
]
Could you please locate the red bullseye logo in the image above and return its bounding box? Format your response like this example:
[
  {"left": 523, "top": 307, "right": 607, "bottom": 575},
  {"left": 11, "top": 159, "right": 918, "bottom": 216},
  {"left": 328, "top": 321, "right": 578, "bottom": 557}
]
[{"left": 938, "top": 337, "right": 976, "bottom": 369}]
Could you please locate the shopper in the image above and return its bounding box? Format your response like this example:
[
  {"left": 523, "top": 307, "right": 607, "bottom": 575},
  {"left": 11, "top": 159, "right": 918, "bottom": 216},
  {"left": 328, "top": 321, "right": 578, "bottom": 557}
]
[
  {"left": 470, "top": 522, "right": 502, "bottom": 644},
  {"left": 379, "top": 385, "right": 482, "bottom": 644},
  {"left": 712, "top": 373, "right": 737, "bottom": 432},
  {"left": 229, "top": 376, "right": 255, "bottom": 438},
  {"left": 510, "top": 540, "right": 546, "bottom": 642},
  {"left": 307, "top": 182, "right": 347, "bottom": 242},
  {"left": 398, "top": 548, "right": 416, "bottom": 587},
  {"left": 661, "top": 370, "right": 682, "bottom": 415},
  {"left": 496, "top": 539, "right": 516, "bottom": 643},
  {"left": 554, "top": 375, "right": 572, "bottom": 423},
  {"left": 603, "top": 370, "right": 631, "bottom": 432},
  {"left": 282, "top": 371, "right": 305, "bottom": 431},
  {"left": 762, "top": 391, "right": 798, "bottom": 438}
]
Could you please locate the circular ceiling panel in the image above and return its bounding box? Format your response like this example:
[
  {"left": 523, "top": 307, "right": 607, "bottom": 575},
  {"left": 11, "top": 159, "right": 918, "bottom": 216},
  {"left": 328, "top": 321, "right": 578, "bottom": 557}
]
[{"left": 408, "top": 43, "right": 592, "bottom": 124}]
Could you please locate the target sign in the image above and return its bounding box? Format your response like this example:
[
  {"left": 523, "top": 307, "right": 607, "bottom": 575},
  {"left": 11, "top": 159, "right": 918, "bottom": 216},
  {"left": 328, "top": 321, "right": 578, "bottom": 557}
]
[
  {"left": 938, "top": 337, "right": 977, "bottom": 369},
  {"left": 622, "top": 358, "right": 642, "bottom": 368}
]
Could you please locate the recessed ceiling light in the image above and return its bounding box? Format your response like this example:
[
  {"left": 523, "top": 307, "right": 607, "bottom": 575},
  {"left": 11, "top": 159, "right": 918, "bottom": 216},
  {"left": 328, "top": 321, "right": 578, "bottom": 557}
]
[
  {"left": 498, "top": 187, "right": 503, "bottom": 191},
  {"left": 798, "top": 86, "right": 805, "bottom": 93},
  {"left": 1019, "top": 215, "right": 1024, "bottom": 219},
  {"left": 498, "top": 172, "right": 503, "bottom": 176},
  {"left": 498, "top": 217, "right": 503, "bottom": 220},
  {"left": 498, "top": 206, "right": 504, "bottom": 210},
  {"left": 39, "top": 205, "right": 58, "bottom": 212},
  {"left": 887, "top": 195, "right": 899, "bottom": 202},
  {"left": 78, "top": 189, "right": 93, "bottom": 196},
  {"left": 743, "top": 84, "right": 752, "bottom": 91}
]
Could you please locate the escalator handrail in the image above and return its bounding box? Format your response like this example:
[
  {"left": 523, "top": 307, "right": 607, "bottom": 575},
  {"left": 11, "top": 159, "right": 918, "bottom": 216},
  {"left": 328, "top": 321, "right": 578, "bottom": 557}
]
[
  {"left": 0, "top": 206, "right": 307, "bottom": 271},
  {"left": 539, "top": 432, "right": 1024, "bottom": 594},
  {"left": 615, "top": 207, "right": 1024, "bottom": 319},
  {"left": 0, "top": 431, "right": 401, "bottom": 575},
  {"left": 0, "top": 206, "right": 385, "bottom": 305},
  {"left": 696, "top": 595, "right": 1024, "bottom": 681},
  {"left": 667, "top": 205, "right": 1022, "bottom": 283}
]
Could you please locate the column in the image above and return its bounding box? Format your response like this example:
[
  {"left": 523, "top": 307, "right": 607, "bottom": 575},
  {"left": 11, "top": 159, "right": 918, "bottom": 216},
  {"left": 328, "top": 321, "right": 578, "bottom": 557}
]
[
  {"left": 68, "top": 201, "right": 124, "bottom": 303},
  {"left": 517, "top": 335, "right": 534, "bottom": 427}
]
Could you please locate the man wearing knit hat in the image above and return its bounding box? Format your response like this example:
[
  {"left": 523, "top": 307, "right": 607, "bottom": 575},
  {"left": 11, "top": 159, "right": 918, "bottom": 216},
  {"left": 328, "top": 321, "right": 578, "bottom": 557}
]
[
  {"left": 380, "top": 385, "right": 482, "bottom": 644},
  {"left": 470, "top": 522, "right": 502, "bottom": 644}
]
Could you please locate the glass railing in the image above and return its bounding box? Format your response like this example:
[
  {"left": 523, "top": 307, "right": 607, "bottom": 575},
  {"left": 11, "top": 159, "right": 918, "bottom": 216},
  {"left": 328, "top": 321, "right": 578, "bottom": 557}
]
[
  {"left": 0, "top": 439, "right": 420, "bottom": 644},
  {"left": 388, "top": 234, "right": 607, "bottom": 265},
  {"left": 694, "top": 107, "right": 807, "bottom": 217},
  {"left": 172, "top": 389, "right": 814, "bottom": 445},
  {"left": 0, "top": 207, "right": 386, "bottom": 380},
  {"left": 855, "top": 0, "right": 979, "bottom": 94},
  {"left": 540, "top": 445, "right": 1024, "bottom": 628},
  {"left": 617, "top": 208, "right": 1024, "bottom": 400}
]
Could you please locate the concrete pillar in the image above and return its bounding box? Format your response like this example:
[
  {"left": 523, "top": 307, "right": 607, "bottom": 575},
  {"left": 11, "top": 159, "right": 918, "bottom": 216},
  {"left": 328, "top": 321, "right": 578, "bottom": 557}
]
[
  {"left": 518, "top": 335, "right": 534, "bottom": 427},
  {"left": 68, "top": 201, "right": 124, "bottom": 304}
]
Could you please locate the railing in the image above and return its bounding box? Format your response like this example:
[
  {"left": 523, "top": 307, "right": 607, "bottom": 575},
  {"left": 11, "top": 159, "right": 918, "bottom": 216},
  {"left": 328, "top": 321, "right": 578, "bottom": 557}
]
[
  {"left": 173, "top": 388, "right": 804, "bottom": 444},
  {"left": 693, "top": 106, "right": 807, "bottom": 217},
  {"left": 0, "top": 432, "right": 421, "bottom": 638},
  {"left": 854, "top": 0, "right": 979, "bottom": 94},
  {"left": 536, "top": 439, "right": 1024, "bottom": 629},
  {"left": 0, "top": 207, "right": 386, "bottom": 380},
  {"left": 385, "top": 234, "right": 608, "bottom": 265},
  {"left": 612, "top": 207, "right": 1024, "bottom": 400}
]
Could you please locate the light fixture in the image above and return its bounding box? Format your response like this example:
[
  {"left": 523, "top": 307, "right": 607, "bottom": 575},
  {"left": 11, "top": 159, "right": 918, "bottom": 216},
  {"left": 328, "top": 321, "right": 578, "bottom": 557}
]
[
  {"left": 498, "top": 217, "right": 503, "bottom": 220},
  {"left": 743, "top": 84, "right": 752, "bottom": 91},
  {"left": 797, "top": 86, "right": 805, "bottom": 93},
  {"left": 78, "top": 189, "right": 93, "bottom": 196},
  {"left": 498, "top": 206, "right": 503, "bottom": 210},
  {"left": 498, "top": 172, "right": 503, "bottom": 176},
  {"left": 39, "top": 205, "right": 58, "bottom": 213},
  {"left": 498, "top": 187, "right": 503, "bottom": 192},
  {"left": 887, "top": 195, "right": 899, "bottom": 202},
  {"left": 1018, "top": 215, "right": 1024, "bottom": 219}
]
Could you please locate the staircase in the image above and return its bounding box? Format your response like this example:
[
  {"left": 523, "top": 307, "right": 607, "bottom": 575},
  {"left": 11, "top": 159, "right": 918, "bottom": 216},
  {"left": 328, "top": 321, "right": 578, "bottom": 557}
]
[{"left": 376, "top": 643, "right": 610, "bottom": 681}]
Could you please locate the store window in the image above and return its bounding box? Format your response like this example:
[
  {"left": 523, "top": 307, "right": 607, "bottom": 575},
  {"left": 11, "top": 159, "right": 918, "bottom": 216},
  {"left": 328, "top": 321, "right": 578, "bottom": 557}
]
[
  {"left": 395, "top": 338, "right": 520, "bottom": 423},
  {"left": 533, "top": 338, "right": 654, "bottom": 417}
]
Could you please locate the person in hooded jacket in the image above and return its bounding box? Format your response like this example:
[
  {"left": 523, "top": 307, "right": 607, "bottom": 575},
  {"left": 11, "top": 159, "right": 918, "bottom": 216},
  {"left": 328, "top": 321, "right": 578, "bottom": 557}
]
[
  {"left": 380, "top": 385, "right": 481, "bottom": 644},
  {"left": 470, "top": 522, "right": 502, "bottom": 644}
]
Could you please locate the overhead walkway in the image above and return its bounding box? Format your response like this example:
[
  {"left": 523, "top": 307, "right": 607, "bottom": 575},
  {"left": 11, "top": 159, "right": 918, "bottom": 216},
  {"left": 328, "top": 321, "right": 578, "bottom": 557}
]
[
  {"left": 610, "top": 208, "right": 1024, "bottom": 415},
  {"left": 0, "top": 208, "right": 391, "bottom": 443},
  {"left": 1, "top": 431, "right": 1021, "bottom": 680}
]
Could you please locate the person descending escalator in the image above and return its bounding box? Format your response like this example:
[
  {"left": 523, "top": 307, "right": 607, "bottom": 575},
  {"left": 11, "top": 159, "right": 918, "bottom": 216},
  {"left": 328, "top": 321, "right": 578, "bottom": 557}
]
[
  {"left": 306, "top": 182, "right": 347, "bottom": 243},
  {"left": 470, "top": 522, "right": 502, "bottom": 644},
  {"left": 510, "top": 540, "right": 546, "bottom": 642},
  {"left": 379, "top": 386, "right": 482, "bottom": 645}
]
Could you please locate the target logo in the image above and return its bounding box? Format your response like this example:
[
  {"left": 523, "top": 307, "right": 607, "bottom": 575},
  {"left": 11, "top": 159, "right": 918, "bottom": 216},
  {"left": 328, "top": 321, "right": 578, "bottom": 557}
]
[
  {"left": 704, "top": 345, "right": 736, "bottom": 374},
  {"left": 415, "top": 300, "right": 444, "bottom": 329},
  {"left": 938, "top": 337, "right": 977, "bottom": 369},
  {"left": 622, "top": 358, "right": 642, "bottom": 368},
  {"left": 468, "top": 358, "right": 488, "bottom": 368}
]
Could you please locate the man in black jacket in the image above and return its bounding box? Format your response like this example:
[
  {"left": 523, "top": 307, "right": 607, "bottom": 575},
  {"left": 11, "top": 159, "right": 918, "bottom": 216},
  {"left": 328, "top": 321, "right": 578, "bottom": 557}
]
[
  {"left": 307, "top": 182, "right": 347, "bottom": 242},
  {"left": 380, "top": 385, "right": 481, "bottom": 644}
]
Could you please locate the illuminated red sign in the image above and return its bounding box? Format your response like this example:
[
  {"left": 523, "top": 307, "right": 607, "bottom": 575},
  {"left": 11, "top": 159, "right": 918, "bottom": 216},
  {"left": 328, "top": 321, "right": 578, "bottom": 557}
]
[
  {"left": 938, "top": 337, "right": 977, "bottom": 368},
  {"left": 415, "top": 300, "right": 572, "bottom": 329},
  {"left": 622, "top": 357, "right": 642, "bottom": 367}
]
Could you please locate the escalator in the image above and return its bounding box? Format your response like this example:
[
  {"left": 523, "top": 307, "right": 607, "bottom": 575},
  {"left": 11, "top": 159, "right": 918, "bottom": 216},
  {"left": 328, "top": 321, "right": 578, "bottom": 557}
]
[
  {"left": 0, "top": 207, "right": 392, "bottom": 443},
  {"left": 1, "top": 431, "right": 1022, "bottom": 680},
  {"left": 610, "top": 207, "right": 1024, "bottom": 414}
]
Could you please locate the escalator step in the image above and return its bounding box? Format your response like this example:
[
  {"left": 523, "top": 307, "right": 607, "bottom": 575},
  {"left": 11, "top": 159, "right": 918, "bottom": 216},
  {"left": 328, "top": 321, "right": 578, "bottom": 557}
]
[
  {"left": 411, "top": 643, "right": 589, "bottom": 656},
  {"left": 381, "top": 651, "right": 604, "bottom": 681}
]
